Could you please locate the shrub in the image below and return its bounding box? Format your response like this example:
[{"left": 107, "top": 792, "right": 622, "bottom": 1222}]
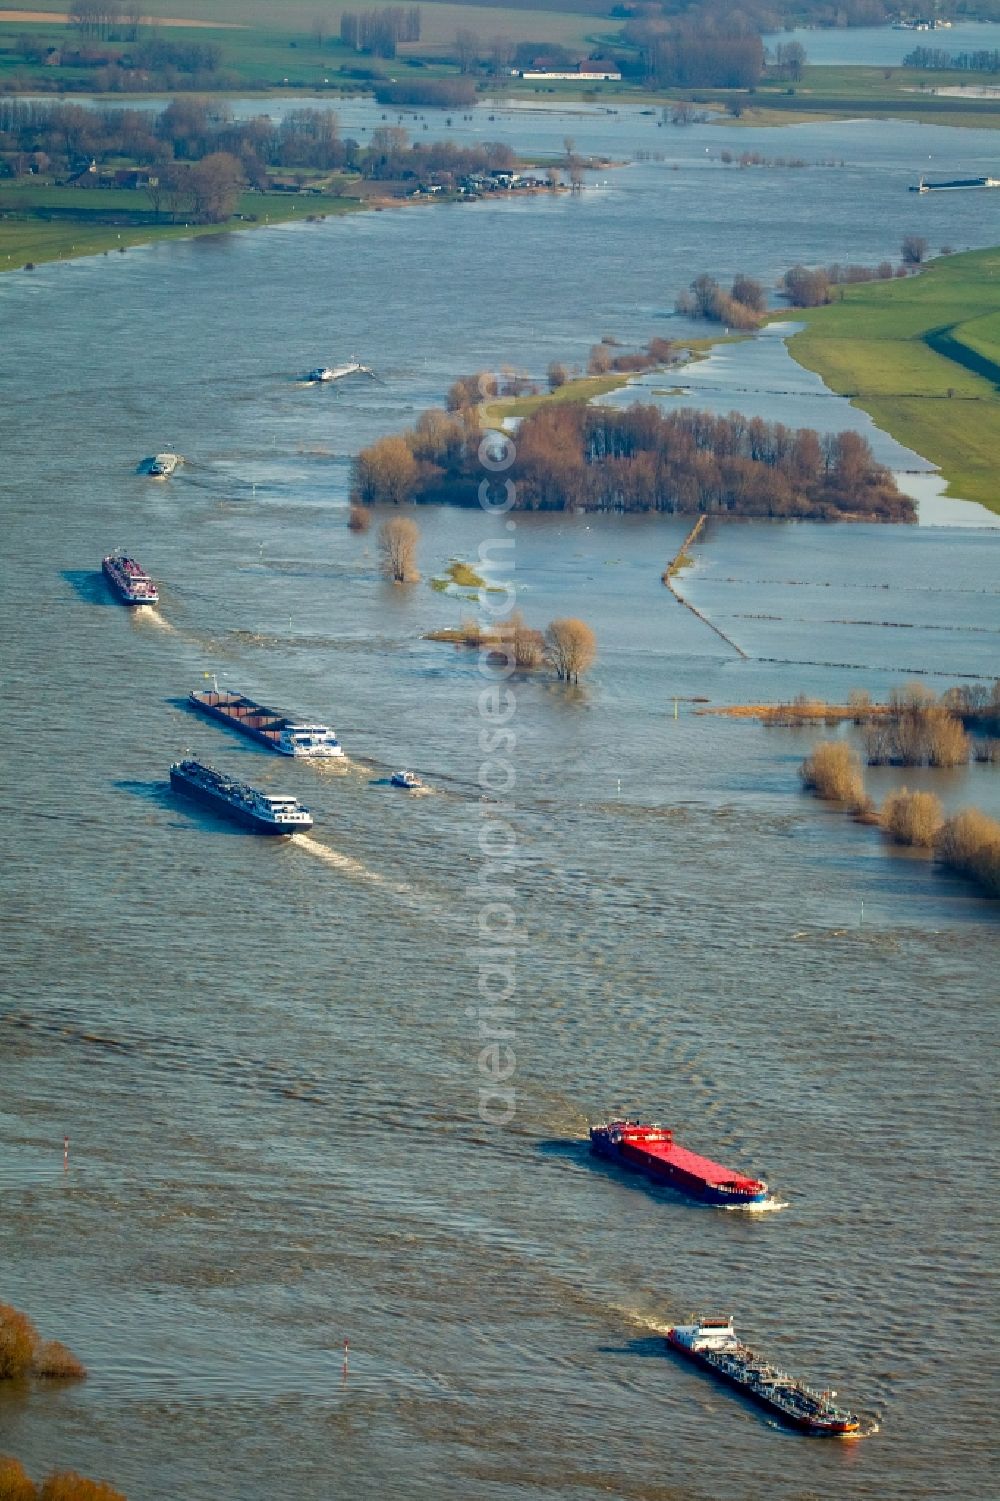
[
  {"left": 504, "top": 610, "right": 543, "bottom": 669},
  {"left": 0, "top": 1305, "right": 84, "bottom": 1385},
  {"left": 32, "top": 1342, "right": 86, "bottom": 1381},
  {"left": 347, "top": 503, "right": 371, "bottom": 533},
  {"left": 881, "top": 788, "right": 944, "bottom": 847},
  {"left": 852, "top": 792, "right": 879, "bottom": 824},
  {"left": 39, "top": 1475, "right": 126, "bottom": 1501},
  {"left": 924, "top": 709, "right": 969, "bottom": 768},
  {"left": 936, "top": 809, "right": 1000, "bottom": 898},
  {"left": 0, "top": 1455, "right": 37, "bottom": 1501},
  {"left": 799, "top": 741, "right": 864, "bottom": 803},
  {"left": 0, "top": 1305, "right": 36, "bottom": 1381}
]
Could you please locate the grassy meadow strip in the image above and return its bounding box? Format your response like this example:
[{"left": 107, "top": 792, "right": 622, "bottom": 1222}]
[{"left": 782, "top": 246, "right": 1000, "bottom": 514}]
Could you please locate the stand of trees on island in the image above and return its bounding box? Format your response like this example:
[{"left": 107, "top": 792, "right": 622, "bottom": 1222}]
[{"left": 352, "top": 395, "right": 913, "bottom": 522}]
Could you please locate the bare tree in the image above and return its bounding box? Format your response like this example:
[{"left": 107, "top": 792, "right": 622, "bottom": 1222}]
[
  {"left": 545, "top": 618, "right": 596, "bottom": 683},
  {"left": 348, "top": 503, "right": 371, "bottom": 532},
  {"left": 122, "top": 3, "right": 143, "bottom": 42},
  {"left": 378, "top": 516, "right": 420, "bottom": 582},
  {"left": 901, "top": 234, "right": 929, "bottom": 265},
  {"left": 496, "top": 609, "right": 543, "bottom": 668},
  {"left": 489, "top": 34, "right": 514, "bottom": 78},
  {"left": 455, "top": 29, "right": 479, "bottom": 74},
  {"left": 187, "top": 151, "right": 243, "bottom": 223}
]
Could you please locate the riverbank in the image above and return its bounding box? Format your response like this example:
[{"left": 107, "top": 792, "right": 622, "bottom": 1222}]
[
  {"left": 0, "top": 166, "right": 575, "bottom": 272},
  {"left": 778, "top": 246, "right": 1000, "bottom": 515},
  {"left": 0, "top": 181, "right": 362, "bottom": 270}
]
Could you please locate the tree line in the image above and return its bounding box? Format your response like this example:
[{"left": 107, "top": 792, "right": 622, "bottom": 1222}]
[
  {"left": 0, "top": 101, "right": 517, "bottom": 199},
  {"left": 670, "top": 244, "right": 933, "bottom": 327},
  {"left": 903, "top": 47, "right": 1000, "bottom": 73},
  {"left": 352, "top": 395, "right": 914, "bottom": 521},
  {"left": 10, "top": 29, "right": 235, "bottom": 93},
  {"left": 620, "top": 20, "right": 765, "bottom": 90},
  {"left": 340, "top": 7, "right": 422, "bottom": 59},
  {"left": 68, "top": 2, "right": 142, "bottom": 41}
]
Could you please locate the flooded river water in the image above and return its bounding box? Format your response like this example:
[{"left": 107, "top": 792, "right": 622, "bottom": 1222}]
[{"left": 0, "top": 102, "right": 997, "bottom": 1501}]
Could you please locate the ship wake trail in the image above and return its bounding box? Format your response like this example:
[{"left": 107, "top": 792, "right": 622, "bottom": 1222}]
[
  {"left": 291, "top": 833, "right": 410, "bottom": 894},
  {"left": 291, "top": 834, "right": 449, "bottom": 923},
  {"left": 134, "top": 606, "right": 174, "bottom": 631}
]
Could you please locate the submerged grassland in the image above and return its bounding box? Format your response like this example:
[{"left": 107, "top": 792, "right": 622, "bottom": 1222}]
[
  {"left": 0, "top": 181, "right": 360, "bottom": 270},
  {"left": 784, "top": 246, "right": 1000, "bottom": 514}
]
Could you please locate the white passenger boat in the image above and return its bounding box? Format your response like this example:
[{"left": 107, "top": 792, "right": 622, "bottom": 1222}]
[{"left": 150, "top": 452, "right": 179, "bottom": 477}]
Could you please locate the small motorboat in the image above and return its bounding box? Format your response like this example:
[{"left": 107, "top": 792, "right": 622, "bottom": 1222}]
[
  {"left": 149, "top": 452, "right": 179, "bottom": 477},
  {"left": 390, "top": 771, "right": 422, "bottom": 790},
  {"left": 305, "top": 359, "right": 374, "bottom": 384}
]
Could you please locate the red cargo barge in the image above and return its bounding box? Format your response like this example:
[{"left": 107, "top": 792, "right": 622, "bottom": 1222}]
[{"left": 589, "top": 1119, "right": 768, "bottom": 1206}]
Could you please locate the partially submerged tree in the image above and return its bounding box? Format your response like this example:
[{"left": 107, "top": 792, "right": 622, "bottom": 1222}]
[
  {"left": 378, "top": 516, "right": 420, "bottom": 583},
  {"left": 545, "top": 618, "right": 596, "bottom": 683},
  {"left": 0, "top": 1459, "right": 127, "bottom": 1501},
  {"left": 901, "top": 234, "right": 929, "bottom": 265},
  {"left": 881, "top": 788, "right": 944, "bottom": 848},
  {"left": 0, "top": 1304, "right": 85, "bottom": 1383},
  {"left": 936, "top": 809, "right": 1000, "bottom": 897},
  {"left": 351, "top": 435, "right": 419, "bottom": 506},
  {"left": 800, "top": 741, "right": 865, "bottom": 804}
]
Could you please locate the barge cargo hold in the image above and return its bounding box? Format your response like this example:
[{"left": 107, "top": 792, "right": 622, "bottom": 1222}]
[
  {"left": 169, "top": 760, "right": 313, "bottom": 833},
  {"left": 102, "top": 552, "right": 158, "bottom": 605},
  {"left": 666, "top": 1318, "right": 870, "bottom": 1437},
  {"left": 189, "top": 688, "right": 344, "bottom": 758},
  {"left": 589, "top": 1119, "right": 768, "bottom": 1206},
  {"left": 912, "top": 175, "right": 1000, "bottom": 192}
]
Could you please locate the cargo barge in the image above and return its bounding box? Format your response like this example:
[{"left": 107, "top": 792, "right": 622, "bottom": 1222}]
[
  {"left": 589, "top": 1119, "right": 768, "bottom": 1206},
  {"left": 912, "top": 175, "right": 1000, "bottom": 192},
  {"left": 102, "top": 552, "right": 159, "bottom": 605},
  {"left": 189, "top": 688, "right": 344, "bottom": 758},
  {"left": 666, "top": 1318, "right": 869, "bottom": 1437},
  {"left": 170, "top": 760, "right": 313, "bottom": 833}
]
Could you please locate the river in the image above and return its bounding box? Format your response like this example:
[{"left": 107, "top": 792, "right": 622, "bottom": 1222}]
[{"left": 0, "top": 100, "right": 997, "bottom": 1501}]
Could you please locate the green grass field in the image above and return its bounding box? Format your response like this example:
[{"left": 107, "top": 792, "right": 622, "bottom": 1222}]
[
  {"left": 1, "top": 7, "right": 997, "bottom": 125},
  {"left": 0, "top": 179, "right": 360, "bottom": 269},
  {"left": 783, "top": 247, "right": 1000, "bottom": 513}
]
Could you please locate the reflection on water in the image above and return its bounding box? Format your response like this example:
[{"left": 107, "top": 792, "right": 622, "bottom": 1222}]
[{"left": 1, "top": 100, "right": 998, "bottom": 1501}]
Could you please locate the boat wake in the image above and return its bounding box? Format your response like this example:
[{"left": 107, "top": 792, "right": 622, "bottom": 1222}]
[
  {"left": 133, "top": 606, "right": 173, "bottom": 631},
  {"left": 290, "top": 833, "right": 411, "bottom": 894}
]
